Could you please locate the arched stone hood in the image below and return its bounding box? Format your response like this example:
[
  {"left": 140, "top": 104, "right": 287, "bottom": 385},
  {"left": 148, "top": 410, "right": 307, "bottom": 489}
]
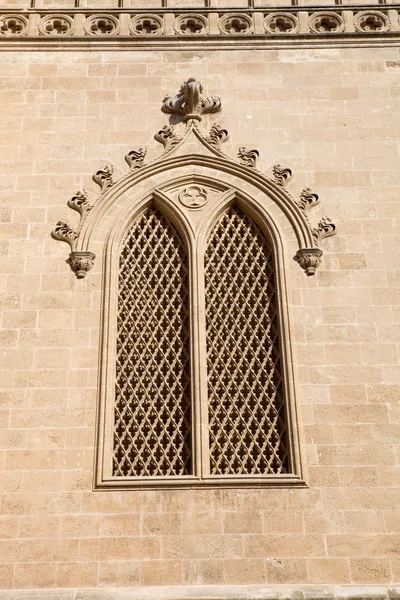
[{"left": 51, "top": 77, "right": 336, "bottom": 279}]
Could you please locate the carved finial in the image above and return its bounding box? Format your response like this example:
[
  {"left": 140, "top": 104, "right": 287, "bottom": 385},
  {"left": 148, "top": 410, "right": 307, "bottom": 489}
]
[
  {"left": 51, "top": 220, "right": 78, "bottom": 251},
  {"left": 125, "top": 148, "right": 147, "bottom": 170},
  {"left": 297, "top": 188, "right": 319, "bottom": 213},
  {"left": 154, "top": 125, "right": 182, "bottom": 151},
  {"left": 68, "top": 251, "right": 96, "bottom": 279},
  {"left": 93, "top": 165, "right": 114, "bottom": 191},
  {"left": 313, "top": 216, "right": 336, "bottom": 245},
  {"left": 272, "top": 164, "right": 293, "bottom": 187},
  {"left": 295, "top": 248, "right": 323, "bottom": 276},
  {"left": 206, "top": 124, "right": 229, "bottom": 148},
  {"left": 238, "top": 147, "right": 259, "bottom": 168},
  {"left": 161, "top": 78, "right": 222, "bottom": 122}
]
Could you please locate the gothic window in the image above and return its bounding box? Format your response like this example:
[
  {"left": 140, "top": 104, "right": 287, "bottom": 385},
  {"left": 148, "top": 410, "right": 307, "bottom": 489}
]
[{"left": 98, "top": 198, "right": 294, "bottom": 489}]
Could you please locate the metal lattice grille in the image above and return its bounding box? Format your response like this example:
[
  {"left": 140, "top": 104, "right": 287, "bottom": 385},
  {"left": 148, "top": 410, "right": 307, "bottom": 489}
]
[
  {"left": 113, "top": 207, "right": 192, "bottom": 477},
  {"left": 205, "top": 205, "right": 288, "bottom": 475}
]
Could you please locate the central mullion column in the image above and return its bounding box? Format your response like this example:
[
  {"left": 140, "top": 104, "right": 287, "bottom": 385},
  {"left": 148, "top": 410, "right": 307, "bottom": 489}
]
[{"left": 194, "top": 242, "right": 211, "bottom": 480}]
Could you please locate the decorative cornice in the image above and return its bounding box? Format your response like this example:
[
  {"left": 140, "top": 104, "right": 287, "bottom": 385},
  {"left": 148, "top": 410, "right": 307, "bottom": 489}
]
[
  {"left": 1, "top": 7, "right": 400, "bottom": 48},
  {"left": 51, "top": 77, "right": 337, "bottom": 278}
]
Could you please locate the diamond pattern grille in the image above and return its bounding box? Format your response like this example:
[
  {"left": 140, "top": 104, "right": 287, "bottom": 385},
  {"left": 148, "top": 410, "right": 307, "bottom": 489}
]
[
  {"left": 205, "top": 205, "right": 288, "bottom": 476},
  {"left": 113, "top": 207, "right": 192, "bottom": 477}
]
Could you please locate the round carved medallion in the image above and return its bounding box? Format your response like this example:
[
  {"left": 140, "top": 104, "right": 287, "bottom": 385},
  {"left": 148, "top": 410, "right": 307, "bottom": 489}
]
[
  {"left": 264, "top": 13, "right": 299, "bottom": 34},
  {"left": 174, "top": 14, "right": 208, "bottom": 35},
  {"left": 179, "top": 185, "right": 208, "bottom": 209},
  {"left": 218, "top": 13, "right": 253, "bottom": 35},
  {"left": 354, "top": 10, "right": 389, "bottom": 32},
  {"left": 309, "top": 12, "right": 344, "bottom": 33},
  {"left": 84, "top": 14, "right": 119, "bottom": 36},
  {"left": 39, "top": 14, "right": 74, "bottom": 36},
  {"left": 129, "top": 14, "right": 163, "bottom": 36},
  {"left": 0, "top": 14, "right": 28, "bottom": 36}
]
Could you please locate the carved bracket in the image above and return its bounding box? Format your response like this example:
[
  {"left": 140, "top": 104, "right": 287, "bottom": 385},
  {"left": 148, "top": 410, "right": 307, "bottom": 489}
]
[
  {"left": 161, "top": 77, "right": 221, "bottom": 122},
  {"left": 68, "top": 251, "right": 96, "bottom": 279},
  {"left": 295, "top": 248, "right": 323, "bottom": 276}
]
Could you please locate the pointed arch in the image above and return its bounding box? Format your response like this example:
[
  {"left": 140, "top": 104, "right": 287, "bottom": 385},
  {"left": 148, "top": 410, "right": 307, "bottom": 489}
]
[
  {"left": 204, "top": 204, "right": 288, "bottom": 476},
  {"left": 113, "top": 206, "right": 192, "bottom": 478}
]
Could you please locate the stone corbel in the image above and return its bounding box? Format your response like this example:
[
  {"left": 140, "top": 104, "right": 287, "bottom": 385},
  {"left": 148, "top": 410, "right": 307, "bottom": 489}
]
[{"left": 295, "top": 248, "right": 323, "bottom": 276}]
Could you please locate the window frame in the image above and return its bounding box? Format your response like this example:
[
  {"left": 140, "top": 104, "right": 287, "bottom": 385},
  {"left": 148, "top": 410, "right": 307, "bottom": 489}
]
[{"left": 94, "top": 185, "right": 306, "bottom": 490}]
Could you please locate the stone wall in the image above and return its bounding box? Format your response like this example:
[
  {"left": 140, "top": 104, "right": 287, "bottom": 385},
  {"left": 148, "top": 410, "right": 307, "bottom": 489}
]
[{"left": 0, "top": 44, "right": 400, "bottom": 592}]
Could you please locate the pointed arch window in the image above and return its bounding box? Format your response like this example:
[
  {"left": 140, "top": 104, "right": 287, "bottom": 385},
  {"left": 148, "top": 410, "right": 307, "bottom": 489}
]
[
  {"left": 205, "top": 206, "right": 288, "bottom": 476},
  {"left": 95, "top": 197, "right": 303, "bottom": 489}
]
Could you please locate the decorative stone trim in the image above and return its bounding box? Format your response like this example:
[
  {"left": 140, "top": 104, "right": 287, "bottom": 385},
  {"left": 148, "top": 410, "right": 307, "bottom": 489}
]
[
  {"left": 83, "top": 13, "right": 119, "bottom": 36},
  {"left": 309, "top": 11, "right": 344, "bottom": 33},
  {"left": 38, "top": 14, "right": 74, "bottom": 36},
  {"left": 52, "top": 77, "right": 336, "bottom": 281},
  {"left": 0, "top": 585, "right": 399, "bottom": 600},
  {"left": 264, "top": 12, "right": 299, "bottom": 34},
  {"left": 354, "top": 9, "right": 390, "bottom": 32},
  {"left": 218, "top": 13, "right": 253, "bottom": 35},
  {"left": 129, "top": 13, "right": 163, "bottom": 36},
  {"left": 0, "top": 14, "right": 28, "bottom": 36},
  {"left": 0, "top": 7, "right": 399, "bottom": 45},
  {"left": 68, "top": 250, "right": 96, "bottom": 279},
  {"left": 174, "top": 13, "right": 208, "bottom": 36},
  {"left": 238, "top": 147, "right": 259, "bottom": 168}
]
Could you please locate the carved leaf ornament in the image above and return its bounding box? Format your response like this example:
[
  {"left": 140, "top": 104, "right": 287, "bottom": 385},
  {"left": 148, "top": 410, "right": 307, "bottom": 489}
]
[{"left": 52, "top": 77, "right": 336, "bottom": 278}]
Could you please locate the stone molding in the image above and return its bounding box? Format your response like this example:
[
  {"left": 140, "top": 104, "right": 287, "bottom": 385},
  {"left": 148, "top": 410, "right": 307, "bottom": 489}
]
[
  {"left": 0, "top": 584, "right": 399, "bottom": 599},
  {"left": 1, "top": 6, "right": 400, "bottom": 47},
  {"left": 51, "top": 77, "right": 336, "bottom": 280}
]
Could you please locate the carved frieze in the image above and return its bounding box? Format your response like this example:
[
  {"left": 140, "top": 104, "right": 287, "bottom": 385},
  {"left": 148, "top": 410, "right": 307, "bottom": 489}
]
[{"left": 0, "top": 8, "right": 399, "bottom": 43}]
